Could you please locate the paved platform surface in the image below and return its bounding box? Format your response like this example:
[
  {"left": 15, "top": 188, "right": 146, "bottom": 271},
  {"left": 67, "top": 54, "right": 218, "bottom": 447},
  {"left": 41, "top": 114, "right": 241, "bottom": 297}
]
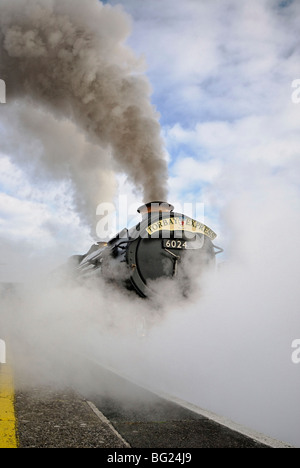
[
  {"left": 14, "top": 386, "right": 271, "bottom": 449},
  {"left": 93, "top": 388, "right": 271, "bottom": 449},
  {"left": 15, "top": 387, "right": 128, "bottom": 449},
  {"left": 0, "top": 354, "right": 292, "bottom": 449}
]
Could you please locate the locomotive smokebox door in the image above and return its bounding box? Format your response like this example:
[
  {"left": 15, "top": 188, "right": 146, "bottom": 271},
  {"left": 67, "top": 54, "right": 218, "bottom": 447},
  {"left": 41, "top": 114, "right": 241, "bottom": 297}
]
[
  {"left": 126, "top": 202, "right": 218, "bottom": 298},
  {"left": 127, "top": 237, "right": 177, "bottom": 297}
]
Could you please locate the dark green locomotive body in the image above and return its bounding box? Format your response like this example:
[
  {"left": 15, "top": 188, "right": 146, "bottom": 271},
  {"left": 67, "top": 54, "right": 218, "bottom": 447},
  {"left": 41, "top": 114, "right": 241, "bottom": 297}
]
[{"left": 74, "top": 202, "right": 221, "bottom": 298}]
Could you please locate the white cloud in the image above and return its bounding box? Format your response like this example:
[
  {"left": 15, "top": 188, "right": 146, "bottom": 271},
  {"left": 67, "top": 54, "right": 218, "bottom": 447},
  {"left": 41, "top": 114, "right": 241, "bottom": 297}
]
[
  {"left": 168, "top": 156, "right": 222, "bottom": 198},
  {"left": 1, "top": 0, "right": 300, "bottom": 262},
  {"left": 112, "top": 0, "right": 300, "bottom": 123},
  {"left": 0, "top": 154, "right": 93, "bottom": 281}
]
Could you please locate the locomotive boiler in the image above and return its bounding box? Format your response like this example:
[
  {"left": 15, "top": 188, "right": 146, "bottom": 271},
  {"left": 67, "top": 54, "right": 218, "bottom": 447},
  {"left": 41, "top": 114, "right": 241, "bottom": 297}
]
[{"left": 71, "top": 201, "right": 222, "bottom": 298}]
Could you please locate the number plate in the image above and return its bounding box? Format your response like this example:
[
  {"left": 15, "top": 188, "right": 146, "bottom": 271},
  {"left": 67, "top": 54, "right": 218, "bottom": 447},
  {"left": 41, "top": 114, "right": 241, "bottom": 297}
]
[{"left": 163, "top": 240, "right": 187, "bottom": 250}]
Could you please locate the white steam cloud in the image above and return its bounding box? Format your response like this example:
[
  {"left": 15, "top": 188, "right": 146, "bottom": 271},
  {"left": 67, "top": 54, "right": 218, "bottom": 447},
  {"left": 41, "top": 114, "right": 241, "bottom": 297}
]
[
  {"left": 1, "top": 168, "right": 300, "bottom": 448},
  {"left": 0, "top": 0, "right": 299, "bottom": 452},
  {"left": 0, "top": 0, "right": 168, "bottom": 230}
]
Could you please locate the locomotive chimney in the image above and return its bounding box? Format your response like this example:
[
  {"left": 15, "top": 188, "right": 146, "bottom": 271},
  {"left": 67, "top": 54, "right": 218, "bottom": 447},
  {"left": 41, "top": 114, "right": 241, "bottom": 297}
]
[{"left": 137, "top": 201, "right": 174, "bottom": 220}]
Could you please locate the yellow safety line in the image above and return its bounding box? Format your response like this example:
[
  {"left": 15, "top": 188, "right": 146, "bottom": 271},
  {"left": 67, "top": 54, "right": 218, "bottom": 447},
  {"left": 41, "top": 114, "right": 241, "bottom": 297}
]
[{"left": 0, "top": 364, "right": 18, "bottom": 448}]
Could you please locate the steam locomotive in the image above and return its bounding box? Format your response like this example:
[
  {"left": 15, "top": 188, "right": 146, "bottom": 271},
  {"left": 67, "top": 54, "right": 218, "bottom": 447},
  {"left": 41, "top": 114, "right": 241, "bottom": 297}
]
[{"left": 71, "top": 201, "right": 222, "bottom": 298}]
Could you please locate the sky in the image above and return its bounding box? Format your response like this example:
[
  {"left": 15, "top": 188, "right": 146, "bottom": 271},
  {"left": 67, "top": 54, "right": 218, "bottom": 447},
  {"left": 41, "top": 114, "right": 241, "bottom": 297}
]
[
  {"left": 0, "top": 0, "right": 299, "bottom": 279},
  {"left": 0, "top": 0, "right": 300, "bottom": 447}
]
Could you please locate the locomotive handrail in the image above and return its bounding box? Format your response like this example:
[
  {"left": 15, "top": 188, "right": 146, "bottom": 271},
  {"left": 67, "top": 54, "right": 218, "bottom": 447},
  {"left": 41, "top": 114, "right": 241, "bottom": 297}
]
[
  {"left": 213, "top": 244, "right": 224, "bottom": 255},
  {"left": 115, "top": 239, "right": 137, "bottom": 249}
]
